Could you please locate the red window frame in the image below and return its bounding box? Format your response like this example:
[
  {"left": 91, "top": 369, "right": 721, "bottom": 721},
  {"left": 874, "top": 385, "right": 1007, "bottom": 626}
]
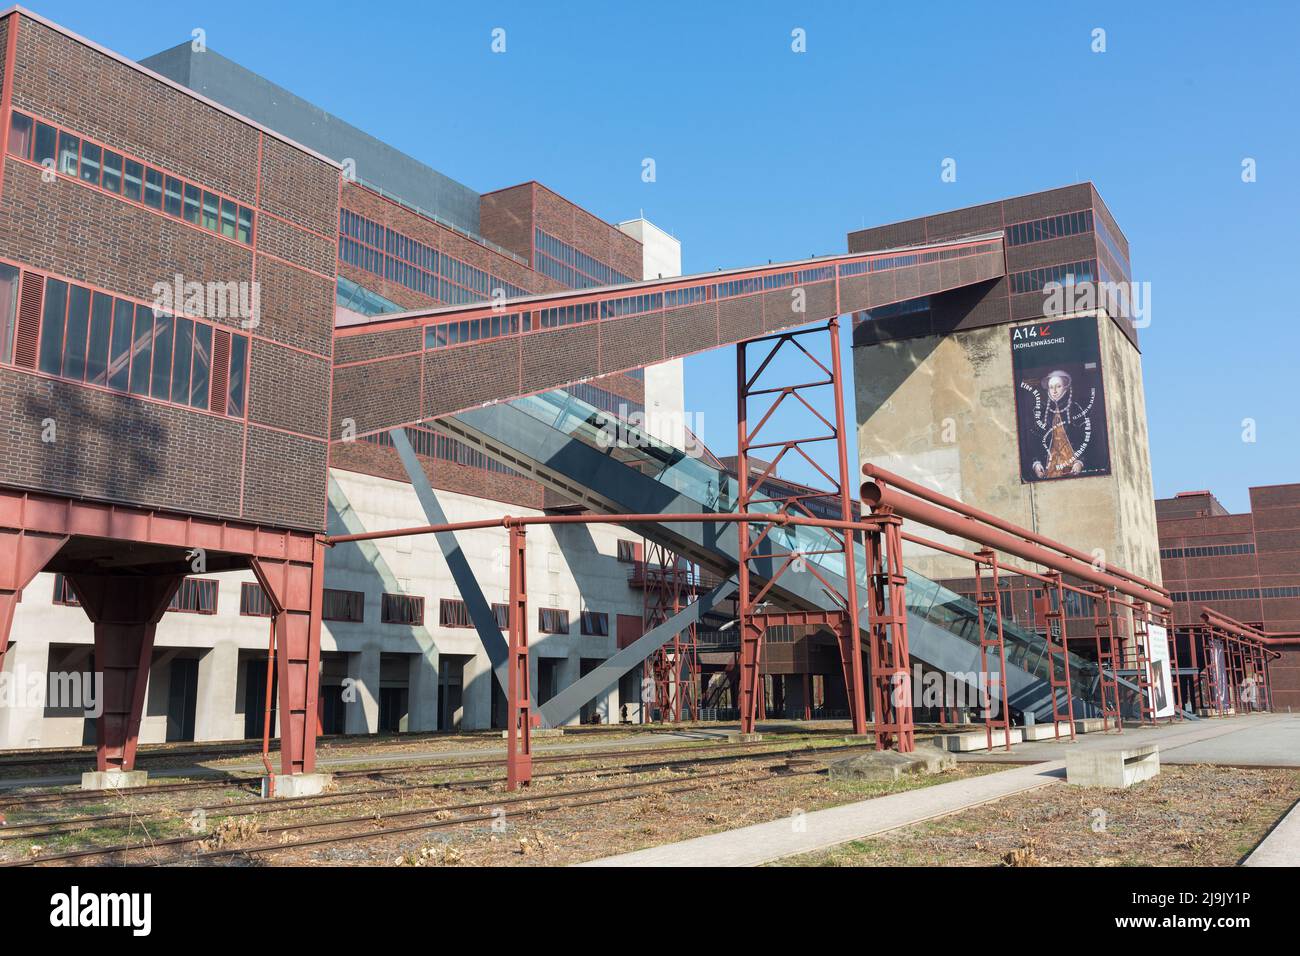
[
  {"left": 239, "top": 582, "right": 273, "bottom": 617},
  {"left": 438, "top": 597, "right": 472, "bottom": 628},
  {"left": 168, "top": 578, "right": 218, "bottom": 615},
  {"left": 538, "top": 607, "right": 570, "bottom": 634},
  {"left": 323, "top": 589, "right": 365, "bottom": 623},
  {"left": 381, "top": 593, "right": 424, "bottom": 626}
]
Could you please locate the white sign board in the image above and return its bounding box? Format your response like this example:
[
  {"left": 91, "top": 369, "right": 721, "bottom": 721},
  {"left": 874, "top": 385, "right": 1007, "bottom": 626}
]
[{"left": 1146, "top": 623, "right": 1175, "bottom": 718}]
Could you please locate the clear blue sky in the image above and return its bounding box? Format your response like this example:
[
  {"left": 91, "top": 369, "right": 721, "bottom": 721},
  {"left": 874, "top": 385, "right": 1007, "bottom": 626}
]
[{"left": 38, "top": 0, "right": 1299, "bottom": 512}]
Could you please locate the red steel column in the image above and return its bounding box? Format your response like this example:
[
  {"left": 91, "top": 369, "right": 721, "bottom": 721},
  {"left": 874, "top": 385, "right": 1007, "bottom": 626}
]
[
  {"left": 250, "top": 535, "right": 324, "bottom": 776},
  {"left": 734, "top": 339, "right": 764, "bottom": 735},
  {"left": 864, "top": 513, "right": 914, "bottom": 752},
  {"left": 974, "top": 549, "right": 1011, "bottom": 752},
  {"left": 68, "top": 573, "right": 182, "bottom": 772},
  {"left": 506, "top": 523, "right": 532, "bottom": 790}
]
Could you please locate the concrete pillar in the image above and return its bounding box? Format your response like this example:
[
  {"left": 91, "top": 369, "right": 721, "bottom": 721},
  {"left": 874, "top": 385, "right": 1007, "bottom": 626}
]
[
  {"left": 407, "top": 648, "right": 439, "bottom": 732},
  {"left": 460, "top": 653, "right": 492, "bottom": 730},
  {"left": 0, "top": 638, "right": 49, "bottom": 748},
  {"left": 556, "top": 653, "right": 580, "bottom": 726},
  {"left": 194, "top": 640, "right": 239, "bottom": 742},
  {"left": 344, "top": 645, "right": 380, "bottom": 735},
  {"left": 785, "top": 673, "right": 810, "bottom": 720}
]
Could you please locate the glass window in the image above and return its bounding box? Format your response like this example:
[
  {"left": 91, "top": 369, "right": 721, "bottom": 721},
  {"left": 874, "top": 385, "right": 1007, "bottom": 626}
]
[
  {"left": 190, "top": 321, "right": 211, "bottom": 408},
  {"left": 62, "top": 285, "right": 90, "bottom": 382},
  {"left": 108, "top": 299, "right": 133, "bottom": 391},
  {"left": 150, "top": 313, "right": 173, "bottom": 400},
  {"left": 171, "top": 316, "right": 193, "bottom": 403},
  {"left": 38, "top": 278, "right": 67, "bottom": 376},
  {"left": 237, "top": 206, "right": 253, "bottom": 244},
  {"left": 143, "top": 168, "right": 163, "bottom": 209},
  {"left": 0, "top": 263, "right": 19, "bottom": 364},
  {"left": 163, "top": 176, "right": 183, "bottom": 217},
  {"left": 220, "top": 198, "right": 237, "bottom": 239},
  {"left": 201, "top": 191, "right": 219, "bottom": 231},
  {"left": 227, "top": 332, "right": 248, "bottom": 418},
  {"left": 86, "top": 292, "right": 112, "bottom": 386},
  {"left": 123, "top": 159, "right": 143, "bottom": 202},
  {"left": 128, "top": 306, "right": 154, "bottom": 395},
  {"left": 56, "top": 131, "right": 79, "bottom": 177},
  {"left": 79, "top": 142, "right": 100, "bottom": 185},
  {"left": 7, "top": 112, "right": 32, "bottom": 158},
  {"left": 33, "top": 122, "right": 56, "bottom": 167},
  {"left": 101, "top": 151, "right": 122, "bottom": 193},
  {"left": 183, "top": 183, "right": 201, "bottom": 224}
]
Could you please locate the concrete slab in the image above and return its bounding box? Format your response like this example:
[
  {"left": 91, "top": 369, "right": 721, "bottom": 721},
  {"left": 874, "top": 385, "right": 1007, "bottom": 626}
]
[
  {"left": 1073, "top": 718, "right": 1110, "bottom": 734},
  {"left": 1243, "top": 799, "right": 1300, "bottom": 866},
  {"left": 828, "top": 748, "right": 954, "bottom": 783},
  {"left": 935, "top": 728, "right": 1022, "bottom": 752},
  {"left": 581, "top": 760, "right": 1065, "bottom": 867},
  {"left": 267, "top": 773, "right": 333, "bottom": 798},
  {"left": 1065, "top": 744, "right": 1160, "bottom": 788},
  {"left": 81, "top": 769, "right": 148, "bottom": 791},
  {"left": 1020, "top": 723, "right": 1074, "bottom": 742},
  {"left": 725, "top": 732, "right": 763, "bottom": 743}
]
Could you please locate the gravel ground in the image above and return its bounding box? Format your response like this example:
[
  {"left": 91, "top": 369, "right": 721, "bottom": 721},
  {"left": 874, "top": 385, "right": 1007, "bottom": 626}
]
[{"left": 779, "top": 765, "right": 1300, "bottom": 867}]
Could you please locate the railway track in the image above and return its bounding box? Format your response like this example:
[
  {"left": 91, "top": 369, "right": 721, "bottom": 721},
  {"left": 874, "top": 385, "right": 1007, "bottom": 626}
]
[{"left": 4, "top": 740, "right": 867, "bottom": 866}]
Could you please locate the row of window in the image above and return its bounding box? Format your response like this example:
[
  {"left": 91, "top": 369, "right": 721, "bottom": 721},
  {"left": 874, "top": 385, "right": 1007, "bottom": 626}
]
[
  {"left": 0, "top": 267, "right": 248, "bottom": 418},
  {"left": 362, "top": 426, "right": 522, "bottom": 477},
  {"left": 1172, "top": 587, "right": 1300, "bottom": 603},
  {"left": 340, "top": 210, "right": 530, "bottom": 306},
  {"left": 836, "top": 240, "right": 1001, "bottom": 278},
  {"left": 413, "top": 240, "right": 999, "bottom": 355},
  {"left": 534, "top": 228, "right": 636, "bottom": 289},
  {"left": 1160, "top": 543, "right": 1257, "bottom": 560},
  {"left": 54, "top": 575, "right": 218, "bottom": 614},
  {"left": 1094, "top": 214, "right": 1132, "bottom": 277},
  {"left": 8, "top": 111, "right": 254, "bottom": 245},
  {"left": 1008, "top": 259, "right": 1097, "bottom": 295},
  {"left": 1005, "top": 210, "right": 1094, "bottom": 248}
]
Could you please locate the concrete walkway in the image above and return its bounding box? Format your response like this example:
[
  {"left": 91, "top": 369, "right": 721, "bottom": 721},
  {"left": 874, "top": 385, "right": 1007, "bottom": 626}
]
[
  {"left": 580, "top": 760, "right": 1066, "bottom": 867},
  {"left": 1242, "top": 799, "right": 1300, "bottom": 866}
]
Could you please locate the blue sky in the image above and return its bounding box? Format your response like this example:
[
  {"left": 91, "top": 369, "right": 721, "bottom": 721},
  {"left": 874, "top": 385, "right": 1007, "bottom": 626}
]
[{"left": 37, "top": 0, "right": 1299, "bottom": 512}]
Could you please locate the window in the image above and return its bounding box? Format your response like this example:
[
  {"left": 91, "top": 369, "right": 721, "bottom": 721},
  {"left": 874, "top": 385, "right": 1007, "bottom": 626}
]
[
  {"left": 227, "top": 332, "right": 248, "bottom": 418},
  {"left": 6, "top": 111, "right": 32, "bottom": 158},
  {"left": 33, "top": 121, "right": 56, "bottom": 167},
  {"left": 56, "top": 131, "right": 79, "bottom": 177},
  {"left": 382, "top": 593, "right": 424, "bottom": 625},
  {"left": 86, "top": 292, "right": 111, "bottom": 386},
  {"left": 163, "top": 176, "right": 183, "bottom": 217},
  {"left": 237, "top": 206, "right": 254, "bottom": 245},
  {"left": 220, "top": 199, "right": 238, "bottom": 239},
  {"left": 168, "top": 578, "right": 218, "bottom": 614},
  {"left": 52, "top": 574, "right": 80, "bottom": 606},
  {"left": 240, "top": 582, "right": 273, "bottom": 617},
  {"left": 323, "top": 588, "right": 365, "bottom": 622},
  {"left": 128, "top": 305, "right": 153, "bottom": 396},
  {"left": 538, "top": 608, "right": 569, "bottom": 634},
  {"left": 150, "top": 312, "right": 173, "bottom": 400},
  {"left": 123, "top": 159, "right": 143, "bottom": 202},
  {"left": 439, "top": 598, "right": 472, "bottom": 628},
  {"left": 101, "top": 150, "right": 122, "bottom": 193},
  {"left": 79, "top": 142, "right": 101, "bottom": 185},
  {"left": 190, "top": 321, "right": 211, "bottom": 408},
  {"left": 580, "top": 610, "right": 609, "bottom": 636},
  {"left": 143, "top": 167, "right": 163, "bottom": 209},
  {"left": 0, "top": 263, "right": 19, "bottom": 364},
  {"left": 617, "top": 540, "right": 638, "bottom": 563},
  {"left": 183, "top": 183, "right": 201, "bottom": 224},
  {"left": 37, "top": 277, "right": 67, "bottom": 376},
  {"left": 201, "top": 191, "right": 220, "bottom": 232},
  {"left": 61, "top": 285, "right": 90, "bottom": 382},
  {"left": 108, "top": 298, "right": 133, "bottom": 391},
  {"left": 492, "top": 603, "right": 510, "bottom": 629}
]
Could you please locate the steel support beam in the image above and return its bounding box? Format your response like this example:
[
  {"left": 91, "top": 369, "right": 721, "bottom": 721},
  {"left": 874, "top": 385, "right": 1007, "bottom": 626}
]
[{"left": 506, "top": 524, "right": 531, "bottom": 790}]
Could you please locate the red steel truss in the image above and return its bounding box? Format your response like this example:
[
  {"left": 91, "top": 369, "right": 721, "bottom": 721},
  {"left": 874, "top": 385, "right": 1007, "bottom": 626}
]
[
  {"left": 734, "top": 318, "right": 867, "bottom": 737},
  {"left": 640, "top": 539, "right": 700, "bottom": 722}
]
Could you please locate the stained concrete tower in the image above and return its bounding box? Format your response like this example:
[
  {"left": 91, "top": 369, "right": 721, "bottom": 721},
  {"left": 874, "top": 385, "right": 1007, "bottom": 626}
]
[{"left": 850, "top": 185, "right": 1161, "bottom": 587}]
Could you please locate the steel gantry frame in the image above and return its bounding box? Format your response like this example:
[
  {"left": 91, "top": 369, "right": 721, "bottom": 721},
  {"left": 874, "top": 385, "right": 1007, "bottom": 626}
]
[
  {"left": 734, "top": 318, "right": 867, "bottom": 737},
  {"left": 640, "top": 539, "right": 700, "bottom": 723},
  {"left": 973, "top": 549, "right": 1012, "bottom": 752}
]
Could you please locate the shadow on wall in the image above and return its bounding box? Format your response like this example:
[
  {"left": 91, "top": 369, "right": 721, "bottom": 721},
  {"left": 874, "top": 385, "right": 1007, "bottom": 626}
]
[{"left": 22, "top": 381, "right": 165, "bottom": 509}]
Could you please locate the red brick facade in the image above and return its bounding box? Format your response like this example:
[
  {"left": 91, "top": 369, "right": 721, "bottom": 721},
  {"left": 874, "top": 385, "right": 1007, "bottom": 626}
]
[{"left": 0, "top": 12, "right": 338, "bottom": 532}]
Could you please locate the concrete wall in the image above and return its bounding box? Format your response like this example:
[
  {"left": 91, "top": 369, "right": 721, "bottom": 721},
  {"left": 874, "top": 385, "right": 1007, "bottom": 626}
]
[{"left": 854, "top": 309, "right": 1162, "bottom": 587}]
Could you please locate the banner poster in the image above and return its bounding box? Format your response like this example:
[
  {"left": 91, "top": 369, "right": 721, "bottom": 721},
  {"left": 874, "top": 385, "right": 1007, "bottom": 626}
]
[
  {"left": 1011, "top": 315, "right": 1112, "bottom": 483},
  {"left": 1146, "top": 623, "right": 1175, "bottom": 718}
]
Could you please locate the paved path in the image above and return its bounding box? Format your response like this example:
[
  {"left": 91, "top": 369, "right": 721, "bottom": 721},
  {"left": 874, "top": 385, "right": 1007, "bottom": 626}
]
[
  {"left": 580, "top": 760, "right": 1067, "bottom": 867},
  {"left": 583, "top": 713, "right": 1298, "bottom": 867},
  {"left": 1242, "top": 799, "right": 1300, "bottom": 866}
]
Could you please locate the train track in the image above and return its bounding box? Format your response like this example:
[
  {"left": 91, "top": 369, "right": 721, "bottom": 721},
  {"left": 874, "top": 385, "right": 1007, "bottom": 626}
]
[{"left": 4, "top": 741, "right": 866, "bottom": 866}]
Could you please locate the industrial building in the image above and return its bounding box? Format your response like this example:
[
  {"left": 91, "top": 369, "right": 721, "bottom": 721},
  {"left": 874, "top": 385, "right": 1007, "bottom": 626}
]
[{"left": 0, "top": 7, "right": 1288, "bottom": 789}]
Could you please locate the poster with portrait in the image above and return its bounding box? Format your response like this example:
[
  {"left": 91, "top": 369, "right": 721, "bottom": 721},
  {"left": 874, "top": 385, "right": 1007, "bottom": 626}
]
[
  {"left": 1146, "top": 622, "right": 1175, "bottom": 718},
  {"left": 1011, "top": 315, "right": 1112, "bottom": 483}
]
